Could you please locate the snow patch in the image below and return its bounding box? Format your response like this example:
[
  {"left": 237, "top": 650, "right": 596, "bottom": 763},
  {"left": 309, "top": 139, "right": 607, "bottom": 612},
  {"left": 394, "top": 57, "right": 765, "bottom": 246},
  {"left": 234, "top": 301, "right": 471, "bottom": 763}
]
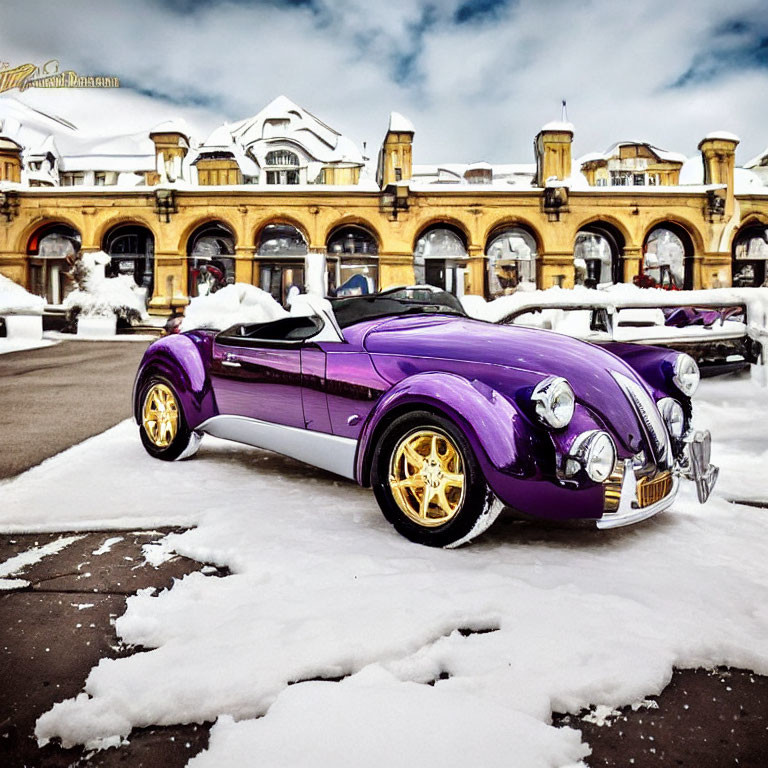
[
  {"left": 92, "top": 537, "right": 124, "bottom": 556},
  {"left": 0, "top": 535, "right": 85, "bottom": 578},
  {"left": 0, "top": 273, "right": 45, "bottom": 314},
  {"left": 180, "top": 283, "right": 287, "bottom": 332}
]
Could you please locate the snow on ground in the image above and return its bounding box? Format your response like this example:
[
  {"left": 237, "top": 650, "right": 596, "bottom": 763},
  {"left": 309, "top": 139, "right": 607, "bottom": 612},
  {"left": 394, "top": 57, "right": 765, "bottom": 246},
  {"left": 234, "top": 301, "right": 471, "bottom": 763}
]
[
  {"left": 0, "top": 534, "right": 85, "bottom": 590},
  {"left": 0, "top": 337, "right": 57, "bottom": 355},
  {"left": 0, "top": 377, "right": 766, "bottom": 766}
]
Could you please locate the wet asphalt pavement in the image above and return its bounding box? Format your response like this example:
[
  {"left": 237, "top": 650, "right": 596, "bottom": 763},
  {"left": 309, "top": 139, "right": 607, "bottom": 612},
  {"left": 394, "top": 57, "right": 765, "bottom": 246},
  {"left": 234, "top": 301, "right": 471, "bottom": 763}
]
[{"left": 0, "top": 340, "right": 150, "bottom": 480}]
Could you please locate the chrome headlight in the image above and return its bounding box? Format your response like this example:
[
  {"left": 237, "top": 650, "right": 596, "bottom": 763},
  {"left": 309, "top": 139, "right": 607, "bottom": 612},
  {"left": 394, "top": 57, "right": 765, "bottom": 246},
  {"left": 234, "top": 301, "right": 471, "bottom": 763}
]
[
  {"left": 657, "top": 397, "right": 685, "bottom": 439},
  {"left": 565, "top": 430, "right": 617, "bottom": 482},
  {"left": 673, "top": 354, "right": 700, "bottom": 397},
  {"left": 531, "top": 376, "right": 575, "bottom": 429}
]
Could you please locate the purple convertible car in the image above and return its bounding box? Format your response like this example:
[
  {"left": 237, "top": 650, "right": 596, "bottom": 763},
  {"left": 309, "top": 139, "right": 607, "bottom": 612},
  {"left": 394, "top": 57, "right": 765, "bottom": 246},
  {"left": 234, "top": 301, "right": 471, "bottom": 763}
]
[{"left": 133, "top": 287, "right": 718, "bottom": 547}]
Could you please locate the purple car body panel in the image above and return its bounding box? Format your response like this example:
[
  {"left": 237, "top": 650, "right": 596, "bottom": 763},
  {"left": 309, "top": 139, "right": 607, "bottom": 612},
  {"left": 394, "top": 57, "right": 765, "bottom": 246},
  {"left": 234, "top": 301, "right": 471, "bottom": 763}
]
[
  {"left": 133, "top": 311, "right": 688, "bottom": 523},
  {"left": 210, "top": 342, "right": 305, "bottom": 428}
]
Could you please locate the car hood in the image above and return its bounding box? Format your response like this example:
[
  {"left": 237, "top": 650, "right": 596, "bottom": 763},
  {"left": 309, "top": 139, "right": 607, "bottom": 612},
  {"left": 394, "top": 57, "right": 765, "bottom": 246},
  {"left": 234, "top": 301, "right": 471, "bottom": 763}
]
[{"left": 363, "top": 314, "right": 664, "bottom": 456}]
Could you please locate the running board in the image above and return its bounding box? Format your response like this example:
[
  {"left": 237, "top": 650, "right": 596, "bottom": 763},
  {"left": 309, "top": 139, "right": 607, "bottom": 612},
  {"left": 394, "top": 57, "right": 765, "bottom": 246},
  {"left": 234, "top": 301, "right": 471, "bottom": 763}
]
[{"left": 196, "top": 415, "right": 357, "bottom": 480}]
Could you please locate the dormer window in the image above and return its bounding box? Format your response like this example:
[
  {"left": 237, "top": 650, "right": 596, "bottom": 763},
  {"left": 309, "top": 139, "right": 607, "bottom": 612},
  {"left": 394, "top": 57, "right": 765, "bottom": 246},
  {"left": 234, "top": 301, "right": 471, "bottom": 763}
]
[{"left": 265, "top": 150, "right": 300, "bottom": 185}]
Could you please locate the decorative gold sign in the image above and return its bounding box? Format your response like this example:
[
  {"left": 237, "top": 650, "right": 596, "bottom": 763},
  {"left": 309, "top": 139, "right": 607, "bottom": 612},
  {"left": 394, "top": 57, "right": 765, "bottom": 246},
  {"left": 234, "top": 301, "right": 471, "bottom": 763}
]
[{"left": 0, "top": 59, "right": 120, "bottom": 94}]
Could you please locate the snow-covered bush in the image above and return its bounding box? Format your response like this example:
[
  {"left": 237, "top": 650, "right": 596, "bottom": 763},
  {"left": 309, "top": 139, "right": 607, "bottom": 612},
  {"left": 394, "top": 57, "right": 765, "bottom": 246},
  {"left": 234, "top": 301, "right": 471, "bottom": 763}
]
[
  {"left": 181, "top": 282, "right": 287, "bottom": 331},
  {"left": 0, "top": 273, "right": 45, "bottom": 315},
  {"left": 64, "top": 250, "right": 146, "bottom": 327}
]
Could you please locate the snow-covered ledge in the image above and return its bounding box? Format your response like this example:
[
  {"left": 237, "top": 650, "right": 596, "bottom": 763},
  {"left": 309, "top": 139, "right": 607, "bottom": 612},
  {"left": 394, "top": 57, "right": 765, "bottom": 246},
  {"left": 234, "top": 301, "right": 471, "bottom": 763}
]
[{"left": 0, "top": 273, "right": 45, "bottom": 340}]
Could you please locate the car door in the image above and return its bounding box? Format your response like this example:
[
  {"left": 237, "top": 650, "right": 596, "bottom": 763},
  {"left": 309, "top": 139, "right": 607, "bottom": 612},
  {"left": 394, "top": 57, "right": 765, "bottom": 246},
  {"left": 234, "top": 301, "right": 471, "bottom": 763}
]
[{"left": 210, "top": 319, "right": 309, "bottom": 429}]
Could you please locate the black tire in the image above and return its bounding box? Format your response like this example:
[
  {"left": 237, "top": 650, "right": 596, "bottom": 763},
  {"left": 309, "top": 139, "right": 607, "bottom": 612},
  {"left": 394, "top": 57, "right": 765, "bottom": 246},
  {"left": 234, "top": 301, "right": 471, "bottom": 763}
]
[
  {"left": 138, "top": 376, "right": 199, "bottom": 461},
  {"left": 371, "top": 410, "right": 500, "bottom": 547}
]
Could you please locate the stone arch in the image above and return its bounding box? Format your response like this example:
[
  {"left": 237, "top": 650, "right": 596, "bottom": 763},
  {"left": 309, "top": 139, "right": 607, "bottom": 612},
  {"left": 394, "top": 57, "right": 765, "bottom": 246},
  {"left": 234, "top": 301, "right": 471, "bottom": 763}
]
[
  {"left": 731, "top": 217, "right": 768, "bottom": 287},
  {"left": 411, "top": 217, "right": 471, "bottom": 253},
  {"left": 412, "top": 220, "right": 470, "bottom": 295},
  {"left": 642, "top": 220, "right": 697, "bottom": 290},
  {"left": 93, "top": 214, "right": 157, "bottom": 249},
  {"left": 185, "top": 220, "right": 237, "bottom": 298},
  {"left": 572, "top": 214, "right": 634, "bottom": 250},
  {"left": 326, "top": 221, "right": 381, "bottom": 296},
  {"left": 481, "top": 217, "right": 544, "bottom": 253},
  {"left": 176, "top": 216, "right": 239, "bottom": 255},
  {"left": 25, "top": 220, "right": 82, "bottom": 304},
  {"left": 101, "top": 221, "right": 156, "bottom": 297},
  {"left": 643, "top": 215, "right": 704, "bottom": 257},
  {"left": 484, "top": 222, "right": 541, "bottom": 297},
  {"left": 17, "top": 215, "right": 82, "bottom": 255},
  {"left": 252, "top": 215, "right": 311, "bottom": 249},
  {"left": 322, "top": 216, "right": 382, "bottom": 250},
  {"left": 573, "top": 219, "right": 627, "bottom": 287}
]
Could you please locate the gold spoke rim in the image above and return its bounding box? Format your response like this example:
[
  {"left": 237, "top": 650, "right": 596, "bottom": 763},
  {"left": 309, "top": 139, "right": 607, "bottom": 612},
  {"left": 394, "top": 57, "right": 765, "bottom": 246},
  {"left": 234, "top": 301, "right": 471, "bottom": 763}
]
[
  {"left": 142, "top": 383, "right": 179, "bottom": 448},
  {"left": 389, "top": 428, "right": 466, "bottom": 528}
]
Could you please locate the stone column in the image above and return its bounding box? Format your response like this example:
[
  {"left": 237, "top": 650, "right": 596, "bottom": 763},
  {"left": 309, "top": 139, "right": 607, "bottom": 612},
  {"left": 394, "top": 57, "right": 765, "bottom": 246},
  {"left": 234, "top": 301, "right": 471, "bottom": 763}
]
[
  {"left": 149, "top": 251, "right": 188, "bottom": 313},
  {"left": 538, "top": 251, "right": 574, "bottom": 289},
  {"left": 622, "top": 246, "right": 642, "bottom": 284},
  {"left": 465, "top": 245, "right": 486, "bottom": 297},
  {"left": 234, "top": 245, "right": 256, "bottom": 286},
  {"left": 700, "top": 252, "right": 732, "bottom": 288},
  {"left": 378, "top": 253, "right": 415, "bottom": 289}
]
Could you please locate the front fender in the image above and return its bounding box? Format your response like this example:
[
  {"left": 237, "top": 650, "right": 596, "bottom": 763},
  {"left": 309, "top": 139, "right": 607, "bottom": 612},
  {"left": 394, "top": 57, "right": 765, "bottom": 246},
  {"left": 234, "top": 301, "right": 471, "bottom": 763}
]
[
  {"left": 132, "top": 332, "right": 218, "bottom": 429},
  {"left": 356, "top": 371, "right": 539, "bottom": 486},
  {"left": 600, "top": 341, "right": 685, "bottom": 401}
]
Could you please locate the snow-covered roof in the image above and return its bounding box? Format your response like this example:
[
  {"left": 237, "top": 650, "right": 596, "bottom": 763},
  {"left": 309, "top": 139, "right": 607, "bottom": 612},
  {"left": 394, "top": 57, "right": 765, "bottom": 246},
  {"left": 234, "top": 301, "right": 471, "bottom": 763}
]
[
  {"left": 579, "top": 141, "right": 686, "bottom": 165},
  {"left": 411, "top": 162, "right": 536, "bottom": 189},
  {"left": 150, "top": 118, "right": 191, "bottom": 138},
  {"left": 703, "top": 131, "right": 740, "bottom": 143},
  {"left": 191, "top": 95, "right": 365, "bottom": 183},
  {"left": 540, "top": 121, "right": 574, "bottom": 133},
  {"left": 745, "top": 147, "right": 768, "bottom": 169},
  {"left": 388, "top": 112, "right": 414, "bottom": 133}
]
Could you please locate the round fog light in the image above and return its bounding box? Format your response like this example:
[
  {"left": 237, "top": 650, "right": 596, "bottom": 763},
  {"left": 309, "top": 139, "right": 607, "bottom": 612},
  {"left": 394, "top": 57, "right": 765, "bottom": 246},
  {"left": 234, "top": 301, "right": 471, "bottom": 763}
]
[{"left": 582, "top": 431, "right": 617, "bottom": 482}]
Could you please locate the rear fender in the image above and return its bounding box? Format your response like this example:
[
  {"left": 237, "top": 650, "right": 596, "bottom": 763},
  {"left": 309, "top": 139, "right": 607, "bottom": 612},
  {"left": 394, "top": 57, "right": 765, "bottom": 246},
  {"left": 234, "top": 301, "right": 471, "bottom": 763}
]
[
  {"left": 356, "top": 372, "right": 538, "bottom": 486},
  {"left": 132, "top": 333, "right": 218, "bottom": 429}
]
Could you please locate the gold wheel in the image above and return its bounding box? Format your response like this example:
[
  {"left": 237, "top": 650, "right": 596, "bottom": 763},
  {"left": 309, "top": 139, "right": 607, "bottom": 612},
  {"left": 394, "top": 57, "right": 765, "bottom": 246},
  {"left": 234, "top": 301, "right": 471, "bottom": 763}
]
[
  {"left": 389, "top": 429, "right": 466, "bottom": 527},
  {"left": 142, "top": 383, "right": 179, "bottom": 448}
]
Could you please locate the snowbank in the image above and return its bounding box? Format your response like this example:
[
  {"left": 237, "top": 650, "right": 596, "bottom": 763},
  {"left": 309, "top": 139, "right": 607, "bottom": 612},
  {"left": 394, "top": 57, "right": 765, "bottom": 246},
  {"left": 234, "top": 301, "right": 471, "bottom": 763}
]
[
  {"left": 0, "top": 273, "right": 45, "bottom": 314},
  {"left": 63, "top": 251, "right": 147, "bottom": 324},
  {"left": 181, "top": 283, "right": 287, "bottom": 332},
  {"left": 0, "top": 376, "right": 766, "bottom": 765}
]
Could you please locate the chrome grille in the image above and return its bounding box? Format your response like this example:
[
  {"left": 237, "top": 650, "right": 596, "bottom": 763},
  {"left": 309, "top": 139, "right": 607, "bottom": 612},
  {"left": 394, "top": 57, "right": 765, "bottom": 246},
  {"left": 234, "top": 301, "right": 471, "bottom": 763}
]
[{"left": 636, "top": 472, "right": 673, "bottom": 508}]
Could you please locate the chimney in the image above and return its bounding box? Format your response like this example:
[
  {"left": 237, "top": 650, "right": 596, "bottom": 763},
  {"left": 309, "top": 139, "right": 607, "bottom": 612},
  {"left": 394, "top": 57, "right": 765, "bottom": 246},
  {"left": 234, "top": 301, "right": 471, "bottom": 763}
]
[
  {"left": 377, "top": 112, "right": 414, "bottom": 188},
  {"left": 534, "top": 121, "right": 573, "bottom": 187},
  {"left": 698, "top": 131, "right": 739, "bottom": 217}
]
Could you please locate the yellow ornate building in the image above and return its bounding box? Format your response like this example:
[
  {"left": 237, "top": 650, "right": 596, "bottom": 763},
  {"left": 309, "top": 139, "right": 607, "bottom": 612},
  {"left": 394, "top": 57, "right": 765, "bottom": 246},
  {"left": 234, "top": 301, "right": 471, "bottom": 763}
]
[{"left": 1, "top": 95, "right": 768, "bottom": 313}]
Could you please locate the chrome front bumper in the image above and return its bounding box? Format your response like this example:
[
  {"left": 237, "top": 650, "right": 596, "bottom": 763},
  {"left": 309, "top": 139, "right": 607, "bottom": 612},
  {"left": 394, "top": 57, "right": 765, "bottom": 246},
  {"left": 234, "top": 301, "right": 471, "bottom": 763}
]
[{"left": 597, "top": 430, "right": 718, "bottom": 530}]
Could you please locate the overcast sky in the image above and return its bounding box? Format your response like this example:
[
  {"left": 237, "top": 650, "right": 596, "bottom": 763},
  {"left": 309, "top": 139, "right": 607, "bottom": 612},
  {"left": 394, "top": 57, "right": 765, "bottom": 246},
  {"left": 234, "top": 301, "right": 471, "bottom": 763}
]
[{"left": 2, "top": 0, "right": 767, "bottom": 164}]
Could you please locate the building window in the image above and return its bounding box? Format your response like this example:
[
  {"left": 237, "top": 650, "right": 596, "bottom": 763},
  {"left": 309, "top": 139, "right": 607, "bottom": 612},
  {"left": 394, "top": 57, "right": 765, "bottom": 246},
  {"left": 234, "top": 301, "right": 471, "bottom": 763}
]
[
  {"left": 644, "top": 228, "right": 687, "bottom": 288},
  {"left": 104, "top": 224, "right": 155, "bottom": 297},
  {"left": 327, "top": 226, "right": 379, "bottom": 296},
  {"left": 732, "top": 225, "right": 768, "bottom": 287},
  {"left": 60, "top": 172, "right": 85, "bottom": 186},
  {"left": 257, "top": 224, "right": 308, "bottom": 305},
  {"left": 486, "top": 227, "right": 537, "bottom": 297},
  {"left": 413, "top": 226, "right": 469, "bottom": 296},
  {"left": 633, "top": 173, "right": 645, "bottom": 186},
  {"left": 610, "top": 171, "right": 631, "bottom": 186},
  {"left": 265, "top": 150, "right": 301, "bottom": 185},
  {"left": 95, "top": 172, "right": 108, "bottom": 186},
  {"left": 186, "top": 223, "right": 236, "bottom": 298}
]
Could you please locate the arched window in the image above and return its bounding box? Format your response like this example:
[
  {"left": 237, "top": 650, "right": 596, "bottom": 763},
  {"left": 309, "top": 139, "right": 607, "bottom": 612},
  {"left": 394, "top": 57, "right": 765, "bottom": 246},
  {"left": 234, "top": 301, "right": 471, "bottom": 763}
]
[
  {"left": 27, "top": 223, "right": 81, "bottom": 304},
  {"left": 732, "top": 224, "right": 768, "bottom": 287},
  {"left": 265, "top": 150, "right": 300, "bottom": 185},
  {"left": 414, "top": 226, "right": 468, "bottom": 296},
  {"left": 186, "top": 223, "right": 235, "bottom": 298},
  {"left": 574, "top": 223, "right": 624, "bottom": 287},
  {"left": 103, "top": 225, "right": 155, "bottom": 298},
  {"left": 257, "top": 224, "right": 308, "bottom": 305},
  {"left": 643, "top": 225, "right": 693, "bottom": 289},
  {"left": 327, "top": 226, "right": 379, "bottom": 296},
  {"left": 486, "top": 226, "right": 537, "bottom": 297}
]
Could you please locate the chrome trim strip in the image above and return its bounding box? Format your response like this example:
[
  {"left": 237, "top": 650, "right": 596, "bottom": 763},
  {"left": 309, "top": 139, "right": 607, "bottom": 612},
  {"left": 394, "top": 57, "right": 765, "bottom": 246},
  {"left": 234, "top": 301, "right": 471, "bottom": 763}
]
[
  {"left": 610, "top": 370, "right": 672, "bottom": 468},
  {"left": 596, "top": 459, "right": 679, "bottom": 529},
  {"left": 197, "top": 415, "right": 357, "bottom": 480}
]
